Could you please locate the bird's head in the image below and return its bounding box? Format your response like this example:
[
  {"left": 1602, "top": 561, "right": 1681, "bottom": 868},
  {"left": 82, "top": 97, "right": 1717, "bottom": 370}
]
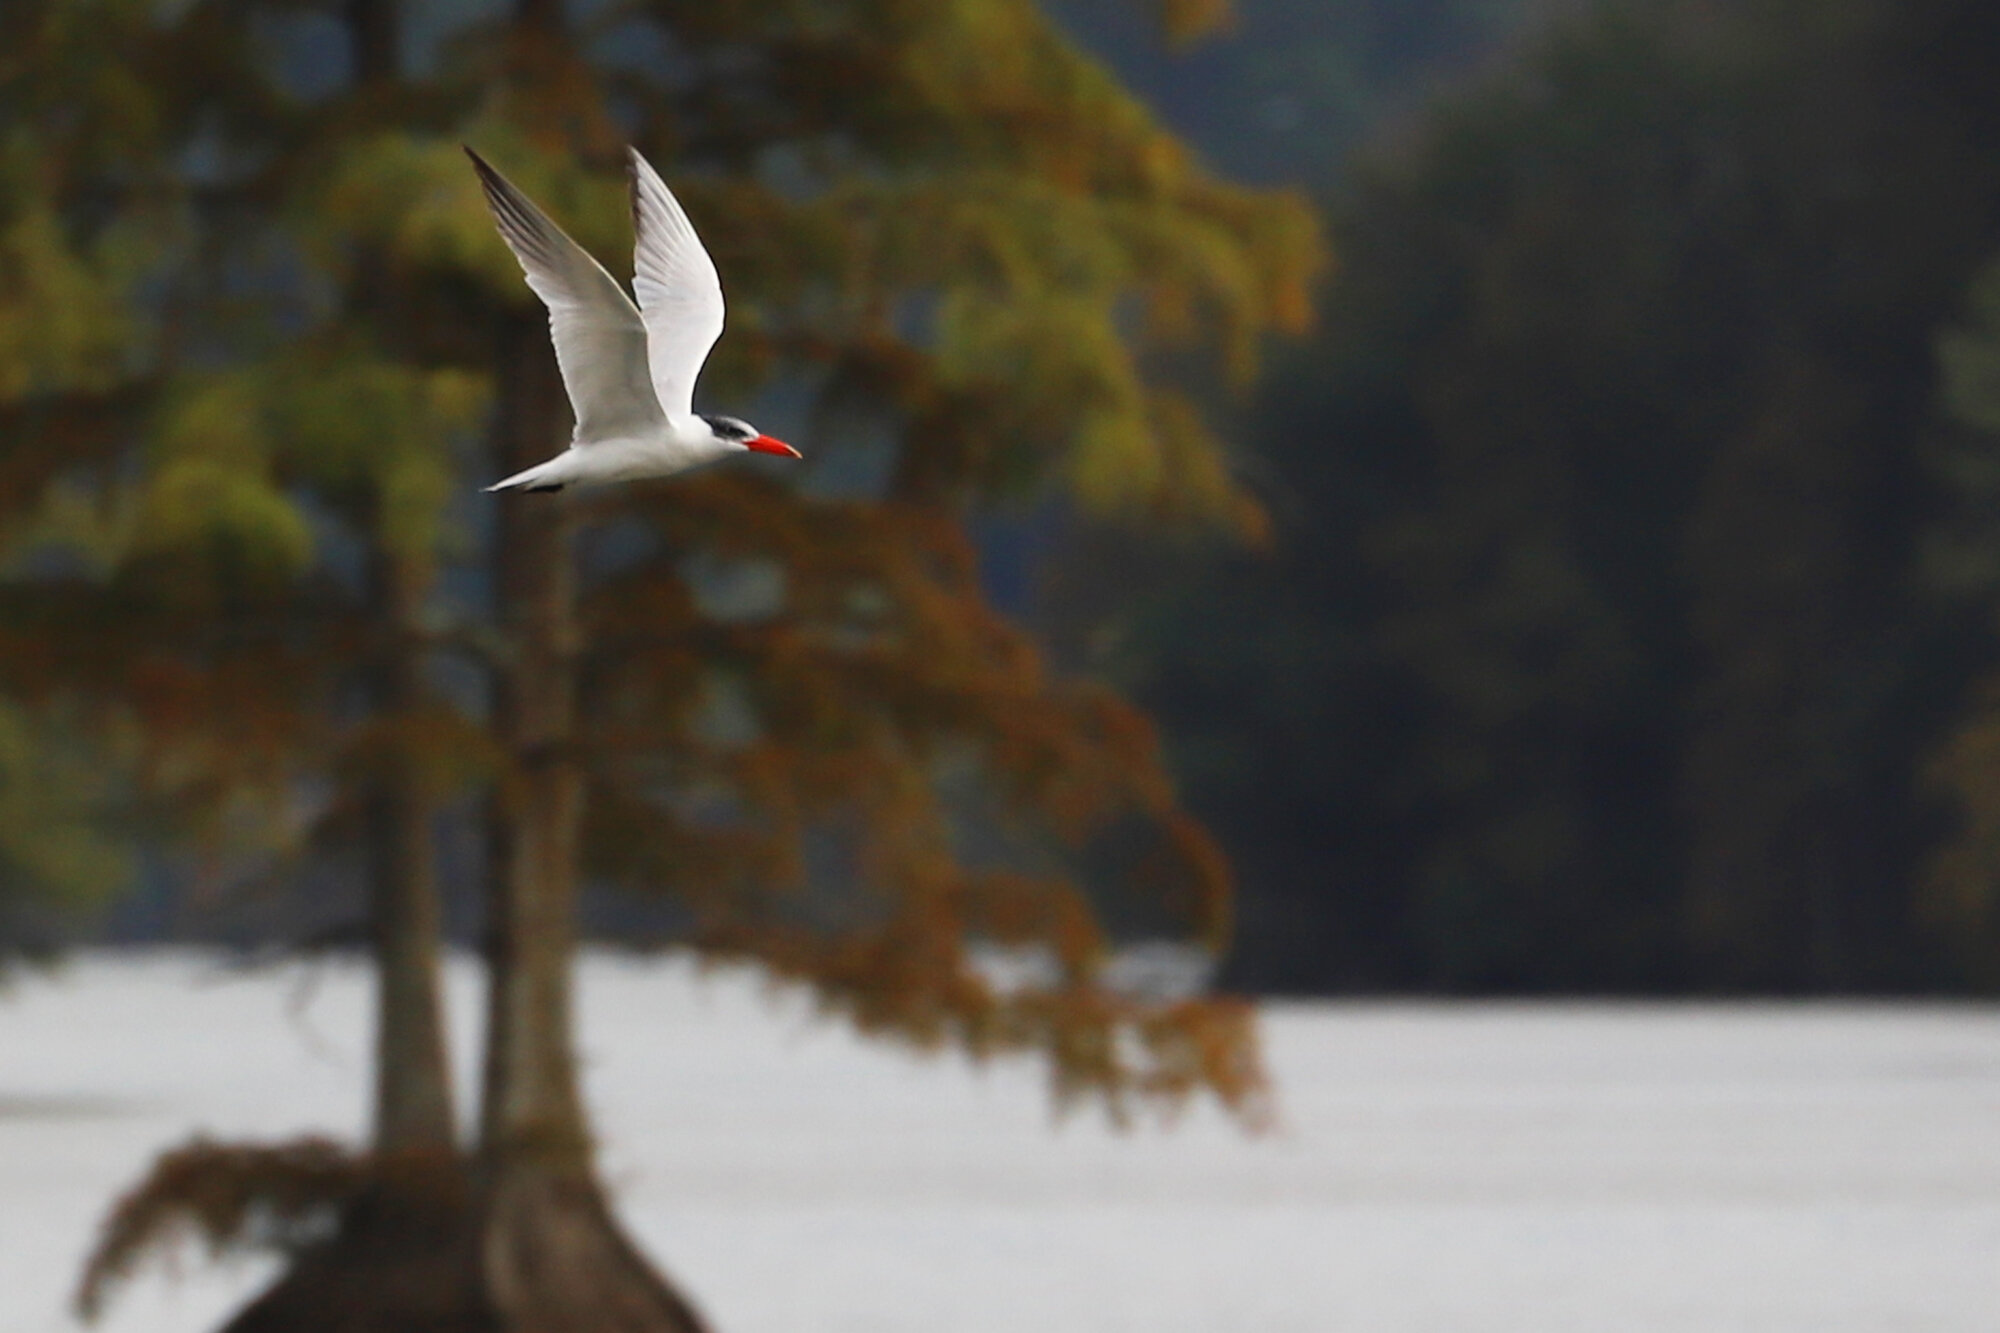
[{"left": 701, "top": 413, "right": 800, "bottom": 459}]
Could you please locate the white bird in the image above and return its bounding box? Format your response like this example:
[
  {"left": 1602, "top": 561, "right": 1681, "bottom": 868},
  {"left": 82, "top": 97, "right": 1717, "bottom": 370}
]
[{"left": 466, "top": 145, "right": 799, "bottom": 492}]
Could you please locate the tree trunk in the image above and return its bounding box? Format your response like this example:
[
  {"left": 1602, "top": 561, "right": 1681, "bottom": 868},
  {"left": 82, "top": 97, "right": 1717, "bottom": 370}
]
[
  {"left": 216, "top": 313, "right": 703, "bottom": 1333},
  {"left": 476, "top": 312, "right": 711, "bottom": 1333},
  {"left": 481, "top": 314, "right": 586, "bottom": 1160},
  {"left": 215, "top": 551, "right": 482, "bottom": 1333},
  {"left": 473, "top": 0, "right": 715, "bottom": 1309},
  {"left": 368, "top": 554, "right": 458, "bottom": 1155},
  {"left": 342, "top": 0, "right": 457, "bottom": 1160}
]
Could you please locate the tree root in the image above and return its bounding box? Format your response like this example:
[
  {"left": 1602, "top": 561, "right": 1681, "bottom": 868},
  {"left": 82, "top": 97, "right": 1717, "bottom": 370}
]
[{"left": 80, "top": 1140, "right": 710, "bottom": 1333}]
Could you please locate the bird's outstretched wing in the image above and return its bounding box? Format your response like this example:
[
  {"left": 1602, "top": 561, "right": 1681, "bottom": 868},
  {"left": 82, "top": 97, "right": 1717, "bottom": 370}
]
[
  {"left": 627, "top": 148, "right": 725, "bottom": 422},
  {"left": 466, "top": 148, "right": 665, "bottom": 443}
]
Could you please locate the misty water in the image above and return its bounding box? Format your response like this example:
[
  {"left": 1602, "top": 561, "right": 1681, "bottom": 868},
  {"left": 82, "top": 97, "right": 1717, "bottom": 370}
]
[{"left": 2, "top": 953, "right": 1996, "bottom": 1333}]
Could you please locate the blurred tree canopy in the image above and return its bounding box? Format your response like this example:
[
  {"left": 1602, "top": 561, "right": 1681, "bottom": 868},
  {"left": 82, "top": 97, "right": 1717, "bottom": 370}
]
[
  {"left": 0, "top": 0, "right": 1318, "bottom": 1081},
  {"left": 0, "top": 0, "right": 1320, "bottom": 1328},
  {"left": 1104, "top": 0, "right": 2000, "bottom": 993},
  {"left": 0, "top": 1, "right": 177, "bottom": 959}
]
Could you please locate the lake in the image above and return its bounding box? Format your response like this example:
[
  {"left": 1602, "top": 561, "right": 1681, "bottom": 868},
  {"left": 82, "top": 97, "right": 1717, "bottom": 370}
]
[{"left": 2, "top": 952, "right": 1996, "bottom": 1332}]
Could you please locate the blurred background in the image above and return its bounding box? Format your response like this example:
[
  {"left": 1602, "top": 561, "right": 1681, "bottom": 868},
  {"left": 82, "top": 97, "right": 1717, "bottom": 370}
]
[
  {"left": 9, "top": 0, "right": 2000, "bottom": 1000},
  {"left": 4, "top": 4, "right": 2000, "bottom": 1332},
  {"left": 1049, "top": 0, "right": 2000, "bottom": 998}
]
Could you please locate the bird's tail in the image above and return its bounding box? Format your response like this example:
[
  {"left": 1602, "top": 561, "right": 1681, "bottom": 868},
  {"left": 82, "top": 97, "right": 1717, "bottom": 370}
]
[{"left": 484, "top": 459, "right": 567, "bottom": 493}]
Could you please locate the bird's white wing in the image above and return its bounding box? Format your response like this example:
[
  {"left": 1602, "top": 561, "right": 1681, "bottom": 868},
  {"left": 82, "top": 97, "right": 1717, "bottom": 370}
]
[
  {"left": 467, "top": 149, "right": 665, "bottom": 443},
  {"left": 627, "top": 148, "right": 725, "bottom": 422}
]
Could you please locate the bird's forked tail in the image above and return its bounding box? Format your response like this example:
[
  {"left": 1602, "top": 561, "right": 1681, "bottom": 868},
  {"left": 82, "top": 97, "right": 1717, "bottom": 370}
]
[{"left": 484, "top": 459, "right": 567, "bottom": 493}]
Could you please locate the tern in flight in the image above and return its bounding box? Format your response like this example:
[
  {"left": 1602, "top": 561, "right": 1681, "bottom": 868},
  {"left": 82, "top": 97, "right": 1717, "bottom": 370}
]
[{"left": 466, "top": 146, "right": 799, "bottom": 492}]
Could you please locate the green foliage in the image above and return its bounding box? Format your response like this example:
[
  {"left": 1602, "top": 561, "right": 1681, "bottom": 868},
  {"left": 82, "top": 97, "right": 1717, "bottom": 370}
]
[
  {"left": 0, "top": 701, "right": 131, "bottom": 922},
  {"left": 137, "top": 378, "right": 316, "bottom": 586},
  {"left": 0, "top": 0, "right": 196, "bottom": 952},
  {"left": 310, "top": 129, "right": 587, "bottom": 289},
  {"left": 0, "top": 203, "right": 138, "bottom": 402}
]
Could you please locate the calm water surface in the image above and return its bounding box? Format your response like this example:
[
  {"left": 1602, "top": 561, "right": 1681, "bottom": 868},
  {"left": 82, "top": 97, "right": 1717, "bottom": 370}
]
[{"left": 2, "top": 953, "right": 1996, "bottom": 1333}]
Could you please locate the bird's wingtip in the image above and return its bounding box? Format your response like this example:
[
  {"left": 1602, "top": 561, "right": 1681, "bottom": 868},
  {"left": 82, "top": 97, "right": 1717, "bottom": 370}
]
[
  {"left": 625, "top": 146, "right": 647, "bottom": 232},
  {"left": 627, "top": 144, "right": 667, "bottom": 184}
]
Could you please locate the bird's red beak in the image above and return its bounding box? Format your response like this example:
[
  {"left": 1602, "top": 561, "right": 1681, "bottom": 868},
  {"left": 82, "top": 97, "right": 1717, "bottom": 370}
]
[{"left": 746, "top": 435, "right": 801, "bottom": 458}]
